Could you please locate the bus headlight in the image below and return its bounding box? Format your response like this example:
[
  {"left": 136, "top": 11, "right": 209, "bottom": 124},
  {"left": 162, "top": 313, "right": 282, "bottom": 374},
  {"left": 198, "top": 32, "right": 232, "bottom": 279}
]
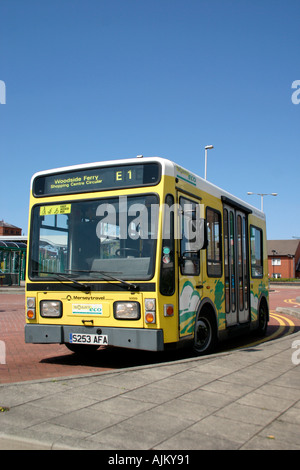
[
  {"left": 114, "top": 302, "right": 140, "bottom": 320},
  {"left": 40, "top": 300, "right": 62, "bottom": 318}
]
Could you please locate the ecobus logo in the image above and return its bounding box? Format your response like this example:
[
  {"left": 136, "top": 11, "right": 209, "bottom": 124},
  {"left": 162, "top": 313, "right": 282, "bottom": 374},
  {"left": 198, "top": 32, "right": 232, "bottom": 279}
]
[
  {"left": 291, "top": 80, "right": 300, "bottom": 105},
  {"left": 0, "top": 80, "right": 6, "bottom": 104}
]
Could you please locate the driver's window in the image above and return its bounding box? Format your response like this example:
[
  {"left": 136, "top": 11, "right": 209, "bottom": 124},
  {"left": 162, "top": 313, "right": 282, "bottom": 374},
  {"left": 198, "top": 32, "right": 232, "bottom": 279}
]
[{"left": 180, "top": 197, "right": 200, "bottom": 275}]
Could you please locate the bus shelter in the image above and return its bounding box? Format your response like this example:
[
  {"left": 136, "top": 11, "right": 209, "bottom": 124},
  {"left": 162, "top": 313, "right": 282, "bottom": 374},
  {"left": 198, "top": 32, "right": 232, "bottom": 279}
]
[{"left": 0, "top": 241, "right": 27, "bottom": 286}]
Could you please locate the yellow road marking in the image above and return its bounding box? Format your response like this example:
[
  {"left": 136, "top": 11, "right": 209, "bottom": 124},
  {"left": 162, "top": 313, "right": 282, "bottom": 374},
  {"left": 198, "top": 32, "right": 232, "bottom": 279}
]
[
  {"left": 284, "top": 298, "right": 300, "bottom": 306},
  {"left": 271, "top": 312, "right": 295, "bottom": 329},
  {"left": 229, "top": 311, "right": 296, "bottom": 350}
]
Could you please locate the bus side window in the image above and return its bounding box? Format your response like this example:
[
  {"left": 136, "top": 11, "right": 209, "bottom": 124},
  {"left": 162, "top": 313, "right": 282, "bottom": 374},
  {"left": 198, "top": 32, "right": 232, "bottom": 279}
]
[
  {"left": 206, "top": 208, "right": 222, "bottom": 277},
  {"left": 160, "top": 195, "right": 175, "bottom": 295},
  {"left": 250, "top": 225, "right": 263, "bottom": 278},
  {"left": 180, "top": 197, "right": 200, "bottom": 276}
]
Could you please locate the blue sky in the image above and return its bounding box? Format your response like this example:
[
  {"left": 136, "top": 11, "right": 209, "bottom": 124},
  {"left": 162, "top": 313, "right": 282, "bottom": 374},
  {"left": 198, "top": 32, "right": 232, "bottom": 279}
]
[{"left": 0, "top": 0, "right": 299, "bottom": 239}]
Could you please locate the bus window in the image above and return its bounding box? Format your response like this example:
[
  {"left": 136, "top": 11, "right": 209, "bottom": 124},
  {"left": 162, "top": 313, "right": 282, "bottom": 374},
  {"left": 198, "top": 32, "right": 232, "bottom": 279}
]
[
  {"left": 160, "top": 194, "right": 175, "bottom": 295},
  {"left": 223, "top": 208, "right": 230, "bottom": 313},
  {"left": 179, "top": 197, "right": 200, "bottom": 276},
  {"left": 237, "top": 215, "right": 244, "bottom": 311},
  {"left": 250, "top": 225, "right": 263, "bottom": 278},
  {"left": 30, "top": 195, "right": 159, "bottom": 281},
  {"left": 243, "top": 216, "right": 248, "bottom": 310},
  {"left": 206, "top": 208, "right": 222, "bottom": 277},
  {"left": 230, "top": 211, "right": 236, "bottom": 312}
]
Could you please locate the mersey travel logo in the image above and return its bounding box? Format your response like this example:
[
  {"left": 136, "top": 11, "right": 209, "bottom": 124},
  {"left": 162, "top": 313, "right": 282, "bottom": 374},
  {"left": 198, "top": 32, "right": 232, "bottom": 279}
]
[{"left": 0, "top": 80, "right": 6, "bottom": 104}]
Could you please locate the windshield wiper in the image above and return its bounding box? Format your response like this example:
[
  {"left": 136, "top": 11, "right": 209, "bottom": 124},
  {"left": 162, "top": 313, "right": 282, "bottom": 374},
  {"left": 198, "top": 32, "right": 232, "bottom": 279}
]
[
  {"left": 33, "top": 269, "right": 138, "bottom": 291},
  {"left": 67, "top": 269, "right": 138, "bottom": 291},
  {"left": 33, "top": 271, "right": 90, "bottom": 291}
]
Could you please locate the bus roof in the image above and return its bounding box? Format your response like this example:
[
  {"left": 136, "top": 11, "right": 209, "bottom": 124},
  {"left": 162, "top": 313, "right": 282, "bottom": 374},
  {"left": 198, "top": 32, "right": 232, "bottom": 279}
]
[{"left": 31, "top": 156, "right": 265, "bottom": 220}]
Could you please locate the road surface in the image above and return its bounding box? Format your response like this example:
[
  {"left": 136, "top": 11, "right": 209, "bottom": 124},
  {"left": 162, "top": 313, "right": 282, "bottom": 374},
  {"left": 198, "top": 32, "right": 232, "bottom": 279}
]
[{"left": 0, "top": 287, "right": 299, "bottom": 384}]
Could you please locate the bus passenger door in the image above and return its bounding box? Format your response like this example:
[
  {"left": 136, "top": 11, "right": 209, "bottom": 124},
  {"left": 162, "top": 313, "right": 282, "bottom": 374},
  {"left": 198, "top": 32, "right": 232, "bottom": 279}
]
[
  {"left": 223, "top": 205, "right": 250, "bottom": 326},
  {"left": 177, "top": 194, "right": 203, "bottom": 338}
]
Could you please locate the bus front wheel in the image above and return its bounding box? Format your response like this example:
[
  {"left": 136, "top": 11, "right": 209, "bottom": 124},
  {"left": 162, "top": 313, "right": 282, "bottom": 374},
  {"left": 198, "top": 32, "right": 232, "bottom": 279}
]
[{"left": 193, "top": 309, "right": 217, "bottom": 356}]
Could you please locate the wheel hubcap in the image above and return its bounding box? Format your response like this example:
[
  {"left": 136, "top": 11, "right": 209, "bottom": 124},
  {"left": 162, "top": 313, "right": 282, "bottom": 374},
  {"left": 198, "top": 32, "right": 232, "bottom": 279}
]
[
  {"left": 195, "top": 319, "right": 210, "bottom": 350},
  {"left": 259, "top": 307, "right": 267, "bottom": 330}
]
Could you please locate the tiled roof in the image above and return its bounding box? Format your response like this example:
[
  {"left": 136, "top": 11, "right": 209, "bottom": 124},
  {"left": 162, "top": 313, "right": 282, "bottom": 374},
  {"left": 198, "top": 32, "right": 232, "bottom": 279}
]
[
  {"left": 0, "top": 220, "right": 21, "bottom": 229},
  {"left": 267, "top": 239, "right": 300, "bottom": 256}
]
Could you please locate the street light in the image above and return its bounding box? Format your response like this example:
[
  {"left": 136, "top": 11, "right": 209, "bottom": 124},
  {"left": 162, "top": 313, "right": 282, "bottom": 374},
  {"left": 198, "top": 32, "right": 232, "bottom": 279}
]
[
  {"left": 247, "top": 192, "right": 277, "bottom": 211},
  {"left": 204, "top": 145, "right": 214, "bottom": 180}
]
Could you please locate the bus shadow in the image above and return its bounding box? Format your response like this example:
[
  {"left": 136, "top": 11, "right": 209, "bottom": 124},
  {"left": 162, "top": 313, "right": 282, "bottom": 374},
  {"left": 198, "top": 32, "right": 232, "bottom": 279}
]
[
  {"left": 41, "top": 345, "right": 195, "bottom": 369},
  {"left": 41, "top": 324, "right": 300, "bottom": 370},
  {"left": 217, "top": 323, "right": 300, "bottom": 353}
]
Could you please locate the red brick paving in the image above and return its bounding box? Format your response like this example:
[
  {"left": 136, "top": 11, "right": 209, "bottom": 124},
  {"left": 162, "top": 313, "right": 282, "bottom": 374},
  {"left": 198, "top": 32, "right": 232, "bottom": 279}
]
[
  {"left": 0, "top": 288, "right": 299, "bottom": 384},
  {"left": 0, "top": 292, "right": 113, "bottom": 384},
  {"left": 269, "top": 287, "right": 300, "bottom": 312}
]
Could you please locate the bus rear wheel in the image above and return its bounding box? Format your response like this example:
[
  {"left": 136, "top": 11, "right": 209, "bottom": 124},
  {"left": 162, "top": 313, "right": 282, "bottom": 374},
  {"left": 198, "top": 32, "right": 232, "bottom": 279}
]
[
  {"left": 257, "top": 299, "right": 268, "bottom": 337},
  {"left": 193, "top": 310, "right": 217, "bottom": 356}
]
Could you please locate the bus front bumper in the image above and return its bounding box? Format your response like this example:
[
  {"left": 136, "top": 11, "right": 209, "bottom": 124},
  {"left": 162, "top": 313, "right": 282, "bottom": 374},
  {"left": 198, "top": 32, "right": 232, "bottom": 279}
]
[{"left": 25, "top": 324, "right": 164, "bottom": 352}]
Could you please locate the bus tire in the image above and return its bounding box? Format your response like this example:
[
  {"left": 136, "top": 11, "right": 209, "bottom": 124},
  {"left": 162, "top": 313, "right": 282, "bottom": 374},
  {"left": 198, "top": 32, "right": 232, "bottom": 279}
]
[
  {"left": 257, "top": 298, "right": 268, "bottom": 337},
  {"left": 65, "top": 343, "right": 100, "bottom": 356},
  {"left": 193, "top": 308, "right": 217, "bottom": 356}
]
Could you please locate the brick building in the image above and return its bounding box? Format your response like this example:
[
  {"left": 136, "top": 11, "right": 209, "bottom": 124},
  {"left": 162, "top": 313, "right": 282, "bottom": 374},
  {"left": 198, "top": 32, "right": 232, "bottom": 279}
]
[
  {"left": 0, "top": 221, "right": 22, "bottom": 236},
  {"left": 267, "top": 239, "right": 300, "bottom": 279}
]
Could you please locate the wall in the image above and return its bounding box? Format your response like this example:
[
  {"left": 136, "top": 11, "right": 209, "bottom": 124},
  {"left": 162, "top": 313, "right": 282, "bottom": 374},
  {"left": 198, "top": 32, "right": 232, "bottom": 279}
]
[{"left": 268, "top": 256, "right": 296, "bottom": 278}]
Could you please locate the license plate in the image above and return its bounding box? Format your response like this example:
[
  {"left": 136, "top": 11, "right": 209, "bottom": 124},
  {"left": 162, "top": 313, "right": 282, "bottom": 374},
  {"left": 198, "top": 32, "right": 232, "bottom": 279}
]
[{"left": 69, "top": 333, "right": 108, "bottom": 345}]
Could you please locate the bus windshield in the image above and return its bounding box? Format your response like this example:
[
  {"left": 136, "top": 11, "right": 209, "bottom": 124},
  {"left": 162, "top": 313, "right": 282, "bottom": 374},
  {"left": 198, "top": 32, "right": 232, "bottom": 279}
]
[{"left": 29, "top": 194, "right": 159, "bottom": 281}]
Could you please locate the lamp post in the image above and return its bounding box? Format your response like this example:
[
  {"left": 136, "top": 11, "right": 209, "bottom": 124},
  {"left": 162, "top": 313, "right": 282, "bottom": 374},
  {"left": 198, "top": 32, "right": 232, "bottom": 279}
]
[
  {"left": 204, "top": 145, "right": 214, "bottom": 180},
  {"left": 247, "top": 192, "right": 277, "bottom": 211}
]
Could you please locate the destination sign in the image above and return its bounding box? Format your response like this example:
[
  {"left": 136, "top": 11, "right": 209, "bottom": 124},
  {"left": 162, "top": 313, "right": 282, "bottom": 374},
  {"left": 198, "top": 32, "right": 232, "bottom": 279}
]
[{"left": 33, "top": 162, "right": 160, "bottom": 196}]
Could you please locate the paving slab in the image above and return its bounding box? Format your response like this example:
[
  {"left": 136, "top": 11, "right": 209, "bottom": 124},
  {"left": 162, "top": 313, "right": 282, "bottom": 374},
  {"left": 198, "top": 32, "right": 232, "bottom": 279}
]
[{"left": 0, "top": 331, "right": 299, "bottom": 451}]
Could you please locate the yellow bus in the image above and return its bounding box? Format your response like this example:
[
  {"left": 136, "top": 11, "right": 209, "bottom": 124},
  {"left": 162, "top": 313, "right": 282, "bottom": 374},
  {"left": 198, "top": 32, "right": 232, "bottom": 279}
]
[{"left": 25, "top": 156, "right": 269, "bottom": 356}]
